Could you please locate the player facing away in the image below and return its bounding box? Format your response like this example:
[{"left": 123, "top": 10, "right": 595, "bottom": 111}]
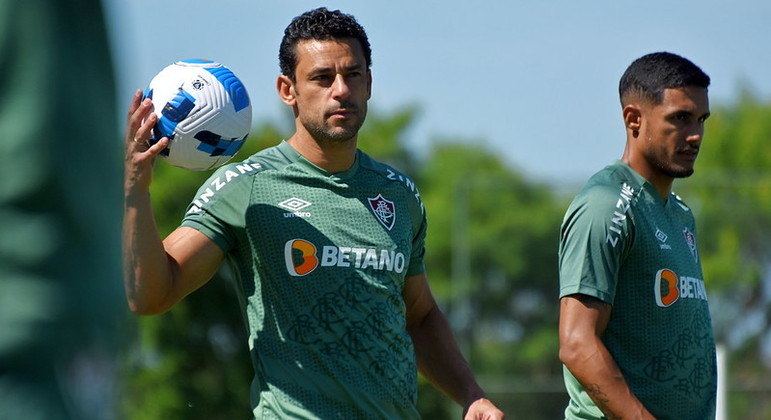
[
  {"left": 558, "top": 52, "right": 716, "bottom": 420},
  {"left": 123, "top": 7, "right": 504, "bottom": 419}
]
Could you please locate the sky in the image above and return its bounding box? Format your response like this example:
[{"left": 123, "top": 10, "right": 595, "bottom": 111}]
[{"left": 103, "top": 0, "right": 771, "bottom": 184}]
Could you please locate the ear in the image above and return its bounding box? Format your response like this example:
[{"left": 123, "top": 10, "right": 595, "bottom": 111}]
[
  {"left": 623, "top": 104, "right": 642, "bottom": 137},
  {"left": 366, "top": 70, "right": 372, "bottom": 100},
  {"left": 277, "top": 75, "right": 297, "bottom": 106}
]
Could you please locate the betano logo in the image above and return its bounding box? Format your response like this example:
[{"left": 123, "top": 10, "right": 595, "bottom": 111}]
[
  {"left": 654, "top": 268, "right": 708, "bottom": 307},
  {"left": 284, "top": 239, "right": 406, "bottom": 277}
]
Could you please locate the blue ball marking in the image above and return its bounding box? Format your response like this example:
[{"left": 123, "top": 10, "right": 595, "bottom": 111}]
[
  {"left": 205, "top": 66, "right": 250, "bottom": 112},
  {"left": 194, "top": 131, "right": 246, "bottom": 157},
  {"left": 180, "top": 58, "right": 215, "bottom": 64}
]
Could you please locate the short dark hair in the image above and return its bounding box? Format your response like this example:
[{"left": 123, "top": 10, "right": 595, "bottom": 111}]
[
  {"left": 279, "top": 7, "right": 372, "bottom": 81},
  {"left": 619, "top": 52, "right": 710, "bottom": 105}
]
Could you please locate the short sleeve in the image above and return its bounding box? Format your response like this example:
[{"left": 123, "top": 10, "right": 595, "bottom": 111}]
[
  {"left": 558, "top": 184, "right": 634, "bottom": 304},
  {"left": 406, "top": 209, "right": 427, "bottom": 277},
  {"left": 180, "top": 163, "right": 254, "bottom": 253},
  {"left": 405, "top": 183, "right": 427, "bottom": 277}
]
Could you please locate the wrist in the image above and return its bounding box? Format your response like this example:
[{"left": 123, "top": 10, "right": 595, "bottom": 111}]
[
  {"left": 124, "top": 184, "right": 151, "bottom": 202},
  {"left": 463, "top": 388, "right": 487, "bottom": 408}
]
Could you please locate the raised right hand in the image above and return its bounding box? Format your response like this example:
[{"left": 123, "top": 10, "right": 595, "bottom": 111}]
[{"left": 124, "top": 89, "right": 170, "bottom": 193}]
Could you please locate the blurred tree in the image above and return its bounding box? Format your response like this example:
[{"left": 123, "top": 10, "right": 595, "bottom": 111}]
[{"left": 417, "top": 140, "right": 566, "bottom": 417}]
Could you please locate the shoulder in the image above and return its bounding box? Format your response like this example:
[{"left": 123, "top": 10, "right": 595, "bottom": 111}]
[
  {"left": 358, "top": 151, "right": 425, "bottom": 213},
  {"left": 670, "top": 192, "right": 693, "bottom": 213},
  {"left": 358, "top": 151, "right": 418, "bottom": 189},
  {"left": 199, "top": 144, "right": 292, "bottom": 190},
  {"left": 201, "top": 155, "right": 267, "bottom": 190},
  {"left": 568, "top": 165, "right": 641, "bottom": 217},
  {"left": 186, "top": 148, "right": 282, "bottom": 215}
]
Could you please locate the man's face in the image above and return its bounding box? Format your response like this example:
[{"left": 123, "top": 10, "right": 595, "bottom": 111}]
[
  {"left": 639, "top": 86, "right": 710, "bottom": 178},
  {"left": 290, "top": 38, "right": 371, "bottom": 144}
]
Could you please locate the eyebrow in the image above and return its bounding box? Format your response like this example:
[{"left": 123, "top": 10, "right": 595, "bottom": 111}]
[
  {"left": 666, "top": 109, "right": 711, "bottom": 119},
  {"left": 307, "top": 62, "right": 365, "bottom": 76}
]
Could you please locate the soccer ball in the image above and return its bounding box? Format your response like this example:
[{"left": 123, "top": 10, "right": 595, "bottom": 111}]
[{"left": 144, "top": 59, "right": 252, "bottom": 171}]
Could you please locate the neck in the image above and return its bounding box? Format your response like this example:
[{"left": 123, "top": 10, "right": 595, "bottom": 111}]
[
  {"left": 286, "top": 131, "right": 358, "bottom": 174},
  {"left": 621, "top": 148, "right": 672, "bottom": 201}
]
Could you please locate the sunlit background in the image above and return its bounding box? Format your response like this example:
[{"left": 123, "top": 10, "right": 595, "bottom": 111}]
[
  {"left": 101, "top": 1, "right": 771, "bottom": 418},
  {"left": 104, "top": 0, "right": 771, "bottom": 182}
]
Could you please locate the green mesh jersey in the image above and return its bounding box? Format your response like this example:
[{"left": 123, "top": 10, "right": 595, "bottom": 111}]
[
  {"left": 182, "top": 141, "right": 426, "bottom": 419},
  {"left": 559, "top": 161, "right": 716, "bottom": 420}
]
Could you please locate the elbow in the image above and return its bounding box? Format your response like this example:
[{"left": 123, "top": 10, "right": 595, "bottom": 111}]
[
  {"left": 126, "top": 298, "right": 168, "bottom": 316},
  {"left": 127, "top": 302, "right": 154, "bottom": 316},
  {"left": 559, "top": 330, "right": 592, "bottom": 368},
  {"left": 559, "top": 344, "right": 578, "bottom": 368},
  {"left": 124, "top": 272, "right": 176, "bottom": 316}
]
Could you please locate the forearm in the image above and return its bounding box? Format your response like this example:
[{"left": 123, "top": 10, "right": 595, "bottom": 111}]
[
  {"left": 122, "top": 92, "right": 181, "bottom": 315},
  {"left": 408, "top": 304, "right": 485, "bottom": 406},
  {"left": 122, "top": 187, "right": 175, "bottom": 315},
  {"left": 561, "top": 338, "right": 654, "bottom": 420}
]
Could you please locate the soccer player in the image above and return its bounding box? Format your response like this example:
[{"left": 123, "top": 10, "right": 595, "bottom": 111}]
[
  {"left": 124, "top": 7, "right": 503, "bottom": 419},
  {"left": 558, "top": 52, "right": 716, "bottom": 419}
]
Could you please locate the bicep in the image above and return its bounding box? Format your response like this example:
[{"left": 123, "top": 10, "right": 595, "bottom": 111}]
[
  {"left": 559, "top": 294, "right": 612, "bottom": 342},
  {"left": 162, "top": 226, "right": 225, "bottom": 304},
  {"left": 402, "top": 272, "right": 436, "bottom": 330}
]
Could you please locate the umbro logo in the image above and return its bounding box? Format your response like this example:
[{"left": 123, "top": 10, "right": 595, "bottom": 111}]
[
  {"left": 655, "top": 227, "right": 671, "bottom": 250},
  {"left": 278, "top": 197, "right": 312, "bottom": 218}
]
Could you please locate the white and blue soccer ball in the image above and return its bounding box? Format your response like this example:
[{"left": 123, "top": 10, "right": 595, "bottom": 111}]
[{"left": 144, "top": 59, "right": 252, "bottom": 171}]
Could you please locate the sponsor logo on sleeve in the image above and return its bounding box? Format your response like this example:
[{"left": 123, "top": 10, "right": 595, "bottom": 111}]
[
  {"left": 186, "top": 163, "right": 262, "bottom": 214},
  {"left": 606, "top": 183, "right": 635, "bottom": 247},
  {"left": 385, "top": 169, "right": 424, "bottom": 214}
]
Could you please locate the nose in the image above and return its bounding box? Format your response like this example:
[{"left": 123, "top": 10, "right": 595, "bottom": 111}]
[
  {"left": 331, "top": 74, "right": 350, "bottom": 101},
  {"left": 686, "top": 124, "right": 703, "bottom": 145}
]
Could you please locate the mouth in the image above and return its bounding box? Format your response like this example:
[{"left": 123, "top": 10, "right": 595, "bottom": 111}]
[
  {"left": 676, "top": 147, "right": 699, "bottom": 161},
  {"left": 328, "top": 108, "right": 356, "bottom": 119}
]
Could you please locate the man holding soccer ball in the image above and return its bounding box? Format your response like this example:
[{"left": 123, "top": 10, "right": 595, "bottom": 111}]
[{"left": 124, "top": 7, "right": 503, "bottom": 419}]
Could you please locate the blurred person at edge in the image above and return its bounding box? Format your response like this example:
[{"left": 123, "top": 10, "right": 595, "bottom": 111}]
[{"left": 0, "top": 1, "right": 123, "bottom": 419}]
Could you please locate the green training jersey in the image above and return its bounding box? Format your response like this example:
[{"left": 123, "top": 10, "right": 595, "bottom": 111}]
[
  {"left": 559, "top": 161, "right": 716, "bottom": 420},
  {"left": 182, "top": 141, "right": 426, "bottom": 419}
]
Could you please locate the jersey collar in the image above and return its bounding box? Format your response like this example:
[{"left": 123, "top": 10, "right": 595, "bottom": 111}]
[
  {"left": 611, "top": 160, "right": 672, "bottom": 208},
  {"left": 277, "top": 140, "right": 361, "bottom": 181}
]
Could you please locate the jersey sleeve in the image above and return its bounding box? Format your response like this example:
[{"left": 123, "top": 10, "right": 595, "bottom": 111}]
[
  {"left": 405, "top": 183, "right": 427, "bottom": 277},
  {"left": 180, "top": 163, "right": 254, "bottom": 253},
  {"left": 558, "top": 184, "right": 634, "bottom": 305}
]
